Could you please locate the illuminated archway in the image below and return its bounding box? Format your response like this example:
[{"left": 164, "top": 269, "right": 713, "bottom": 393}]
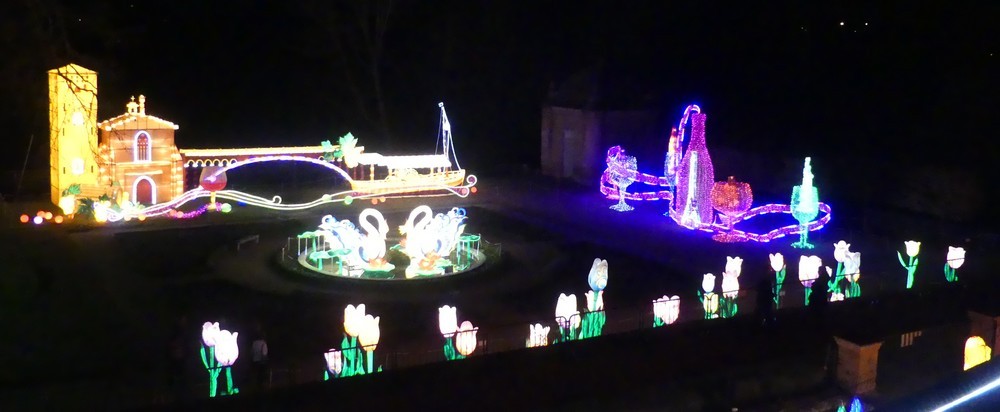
[
  {"left": 965, "top": 336, "right": 991, "bottom": 370},
  {"left": 132, "top": 175, "right": 157, "bottom": 205},
  {"left": 204, "top": 155, "right": 354, "bottom": 183}
]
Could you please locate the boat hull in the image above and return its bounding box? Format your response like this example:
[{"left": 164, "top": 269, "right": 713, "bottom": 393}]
[{"left": 349, "top": 169, "right": 467, "bottom": 195}]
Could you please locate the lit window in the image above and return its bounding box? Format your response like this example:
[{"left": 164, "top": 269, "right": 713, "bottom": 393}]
[
  {"left": 134, "top": 132, "right": 151, "bottom": 162},
  {"left": 71, "top": 158, "right": 85, "bottom": 175}
]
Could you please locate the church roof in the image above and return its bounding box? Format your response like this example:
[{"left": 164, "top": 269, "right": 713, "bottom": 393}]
[{"left": 98, "top": 95, "right": 179, "bottom": 131}]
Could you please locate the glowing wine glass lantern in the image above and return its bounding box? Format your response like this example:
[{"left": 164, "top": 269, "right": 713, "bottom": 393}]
[
  {"left": 608, "top": 148, "right": 638, "bottom": 212},
  {"left": 200, "top": 166, "right": 227, "bottom": 210},
  {"left": 790, "top": 157, "right": 820, "bottom": 249},
  {"left": 710, "top": 176, "right": 753, "bottom": 242}
]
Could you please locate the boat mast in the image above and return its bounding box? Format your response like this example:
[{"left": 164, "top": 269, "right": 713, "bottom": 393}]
[{"left": 438, "top": 102, "right": 460, "bottom": 170}]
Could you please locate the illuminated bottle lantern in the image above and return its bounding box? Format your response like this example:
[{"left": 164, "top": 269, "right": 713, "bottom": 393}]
[
  {"left": 200, "top": 166, "right": 227, "bottom": 210},
  {"left": 674, "top": 112, "right": 715, "bottom": 227},
  {"left": 710, "top": 176, "right": 753, "bottom": 242}
]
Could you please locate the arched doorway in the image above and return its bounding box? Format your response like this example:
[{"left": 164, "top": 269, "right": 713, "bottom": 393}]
[
  {"left": 965, "top": 336, "right": 992, "bottom": 370},
  {"left": 133, "top": 176, "right": 156, "bottom": 205}
]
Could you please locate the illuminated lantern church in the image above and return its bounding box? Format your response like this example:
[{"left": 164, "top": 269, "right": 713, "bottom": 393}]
[
  {"left": 97, "top": 95, "right": 185, "bottom": 206},
  {"left": 48, "top": 63, "right": 477, "bottom": 216},
  {"left": 48, "top": 64, "right": 183, "bottom": 206}
]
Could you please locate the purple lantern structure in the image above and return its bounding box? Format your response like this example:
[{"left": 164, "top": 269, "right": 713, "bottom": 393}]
[{"left": 673, "top": 110, "right": 715, "bottom": 228}]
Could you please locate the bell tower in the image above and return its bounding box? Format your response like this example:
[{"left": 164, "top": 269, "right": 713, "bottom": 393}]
[{"left": 49, "top": 64, "right": 101, "bottom": 205}]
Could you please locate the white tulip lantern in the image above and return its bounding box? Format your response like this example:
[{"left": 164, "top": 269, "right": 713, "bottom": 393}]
[
  {"left": 357, "top": 314, "right": 381, "bottom": 373},
  {"left": 439, "top": 305, "right": 474, "bottom": 360},
  {"left": 770, "top": 252, "right": 787, "bottom": 308},
  {"left": 199, "top": 321, "right": 239, "bottom": 397},
  {"left": 455, "top": 321, "right": 478, "bottom": 357},
  {"left": 842, "top": 252, "right": 862, "bottom": 298},
  {"left": 555, "top": 293, "right": 580, "bottom": 341},
  {"left": 439, "top": 305, "right": 458, "bottom": 337},
  {"left": 897, "top": 240, "right": 921, "bottom": 289},
  {"left": 324, "top": 349, "right": 343, "bottom": 380},
  {"left": 699, "top": 273, "right": 719, "bottom": 319},
  {"left": 944, "top": 246, "right": 965, "bottom": 282},
  {"left": 799, "top": 255, "right": 822, "bottom": 305},
  {"left": 526, "top": 323, "right": 551, "bottom": 348},
  {"left": 339, "top": 303, "right": 380, "bottom": 376},
  {"left": 652, "top": 295, "right": 680, "bottom": 327}
]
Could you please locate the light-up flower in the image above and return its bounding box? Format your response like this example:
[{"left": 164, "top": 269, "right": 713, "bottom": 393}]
[
  {"left": 344, "top": 304, "right": 366, "bottom": 337},
  {"left": 725, "top": 256, "right": 743, "bottom": 277},
  {"left": 830, "top": 292, "right": 845, "bottom": 302},
  {"left": 904, "top": 241, "right": 921, "bottom": 258},
  {"left": 527, "top": 323, "right": 551, "bottom": 347},
  {"left": 721, "top": 273, "right": 740, "bottom": 298},
  {"left": 703, "top": 292, "right": 719, "bottom": 315},
  {"left": 702, "top": 273, "right": 716, "bottom": 293},
  {"left": 438, "top": 305, "right": 458, "bottom": 337},
  {"left": 455, "top": 321, "right": 478, "bottom": 356},
  {"left": 947, "top": 247, "right": 966, "bottom": 270},
  {"left": 358, "top": 314, "right": 380, "bottom": 351},
  {"left": 202, "top": 322, "right": 221, "bottom": 347},
  {"left": 214, "top": 330, "right": 239, "bottom": 367},
  {"left": 799, "top": 255, "right": 822, "bottom": 287},
  {"left": 585, "top": 290, "right": 604, "bottom": 312},
  {"left": 833, "top": 240, "right": 851, "bottom": 263},
  {"left": 555, "top": 293, "right": 579, "bottom": 329},
  {"left": 769, "top": 253, "right": 785, "bottom": 272},
  {"left": 844, "top": 252, "right": 861, "bottom": 279},
  {"left": 588, "top": 258, "right": 609, "bottom": 292},
  {"left": 324, "top": 349, "right": 343, "bottom": 375},
  {"left": 653, "top": 295, "right": 681, "bottom": 325}
]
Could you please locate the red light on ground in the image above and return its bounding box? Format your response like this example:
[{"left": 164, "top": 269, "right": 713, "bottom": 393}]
[
  {"left": 371, "top": 198, "right": 379, "bottom": 205},
  {"left": 19, "top": 214, "right": 29, "bottom": 223},
  {"left": 36, "top": 211, "right": 45, "bottom": 217},
  {"left": 54, "top": 216, "right": 64, "bottom": 224},
  {"left": 471, "top": 187, "right": 478, "bottom": 194}
]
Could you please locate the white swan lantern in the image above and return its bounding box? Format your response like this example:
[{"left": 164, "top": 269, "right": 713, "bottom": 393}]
[{"left": 358, "top": 208, "right": 393, "bottom": 271}]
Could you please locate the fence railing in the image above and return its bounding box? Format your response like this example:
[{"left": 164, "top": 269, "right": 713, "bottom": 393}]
[{"left": 258, "top": 273, "right": 928, "bottom": 391}]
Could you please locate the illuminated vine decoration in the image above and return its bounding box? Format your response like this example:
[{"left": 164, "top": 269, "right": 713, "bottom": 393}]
[
  {"left": 92, "top": 171, "right": 478, "bottom": 222},
  {"left": 665, "top": 202, "right": 832, "bottom": 243}
]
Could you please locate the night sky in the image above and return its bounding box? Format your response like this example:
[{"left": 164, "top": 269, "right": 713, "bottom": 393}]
[{"left": 1, "top": 1, "right": 997, "bottom": 196}]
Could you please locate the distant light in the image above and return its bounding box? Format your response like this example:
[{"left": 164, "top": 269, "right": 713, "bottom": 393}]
[
  {"left": 931, "top": 375, "right": 1000, "bottom": 411},
  {"left": 865, "top": 22, "right": 869, "bottom": 26},
  {"left": 840, "top": 22, "right": 845, "bottom": 26},
  {"left": 33, "top": 216, "right": 43, "bottom": 225}
]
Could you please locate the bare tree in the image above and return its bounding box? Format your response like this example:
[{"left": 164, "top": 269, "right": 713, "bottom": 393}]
[{"left": 305, "top": 0, "right": 396, "bottom": 142}]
